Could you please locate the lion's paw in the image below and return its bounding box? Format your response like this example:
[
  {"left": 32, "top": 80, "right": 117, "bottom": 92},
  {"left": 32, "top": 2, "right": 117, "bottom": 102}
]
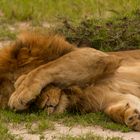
[
  {"left": 8, "top": 88, "right": 35, "bottom": 111},
  {"left": 125, "top": 107, "right": 140, "bottom": 131},
  {"left": 8, "top": 92, "right": 28, "bottom": 111}
]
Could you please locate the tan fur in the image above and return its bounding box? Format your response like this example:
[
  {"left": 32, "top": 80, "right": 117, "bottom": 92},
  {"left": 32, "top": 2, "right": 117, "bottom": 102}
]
[
  {"left": 1, "top": 32, "right": 140, "bottom": 131},
  {"left": 36, "top": 85, "right": 69, "bottom": 115},
  {"left": 8, "top": 44, "right": 140, "bottom": 131},
  {"left": 8, "top": 47, "right": 121, "bottom": 109},
  {"left": 0, "top": 32, "right": 75, "bottom": 108},
  {"left": 36, "top": 79, "right": 140, "bottom": 131}
]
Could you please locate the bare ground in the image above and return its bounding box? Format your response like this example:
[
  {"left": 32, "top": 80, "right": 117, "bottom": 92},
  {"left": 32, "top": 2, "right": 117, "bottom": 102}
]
[{"left": 9, "top": 123, "right": 140, "bottom": 140}]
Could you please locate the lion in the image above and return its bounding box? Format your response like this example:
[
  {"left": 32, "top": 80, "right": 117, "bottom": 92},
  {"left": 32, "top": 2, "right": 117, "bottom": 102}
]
[
  {"left": 8, "top": 46, "right": 121, "bottom": 108},
  {"left": 1, "top": 31, "right": 140, "bottom": 131},
  {"left": 8, "top": 36, "right": 140, "bottom": 131},
  {"left": 38, "top": 78, "right": 140, "bottom": 131},
  {"left": 0, "top": 31, "right": 75, "bottom": 109}
]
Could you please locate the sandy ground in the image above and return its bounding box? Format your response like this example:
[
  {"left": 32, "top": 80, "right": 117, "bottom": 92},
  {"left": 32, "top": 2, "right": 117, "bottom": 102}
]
[{"left": 9, "top": 123, "right": 140, "bottom": 140}]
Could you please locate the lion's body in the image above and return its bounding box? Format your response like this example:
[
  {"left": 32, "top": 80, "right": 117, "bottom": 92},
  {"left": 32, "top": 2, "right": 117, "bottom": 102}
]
[
  {"left": 1, "top": 32, "right": 140, "bottom": 131},
  {"left": 35, "top": 59, "right": 140, "bottom": 131},
  {"left": 0, "top": 32, "right": 75, "bottom": 108}
]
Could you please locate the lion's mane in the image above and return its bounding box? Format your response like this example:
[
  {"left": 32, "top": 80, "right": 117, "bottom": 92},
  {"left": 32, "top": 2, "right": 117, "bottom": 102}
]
[{"left": 0, "top": 32, "right": 75, "bottom": 108}]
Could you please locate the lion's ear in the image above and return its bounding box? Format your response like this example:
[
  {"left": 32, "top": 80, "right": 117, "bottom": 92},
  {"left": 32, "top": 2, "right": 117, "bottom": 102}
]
[{"left": 100, "top": 55, "right": 122, "bottom": 74}]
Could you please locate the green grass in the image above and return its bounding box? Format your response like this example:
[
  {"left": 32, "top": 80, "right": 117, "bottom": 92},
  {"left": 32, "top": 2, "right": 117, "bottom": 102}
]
[
  {"left": 0, "top": 123, "right": 22, "bottom": 140},
  {"left": 59, "top": 133, "right": 123, "bottom": 140},
  {"left": 0, "top": 109, "right": 131, "bottom": 134},
  {"left": 0, "top": 109, "right": 54, "bottom": 134},
  {"left": 0, "top": 0, "right": 139, "bottom": 51},
  {"left": 0, "top": 25, "right": 16, "bottom": 41},
  {"left": 0, "top": 0, "right": 139, "bottom": 23},
  {"left": 0, "top": 110, "right": 127, "bottom": 139},
  {"left": 49, "top": 112, "right": 131, "bottom": 132},
  {"left": 56, "top": 14, "right": 140, "bottom": 51},
  {"left": 26, "top": 119, "right": 55, "bottom": 134}
]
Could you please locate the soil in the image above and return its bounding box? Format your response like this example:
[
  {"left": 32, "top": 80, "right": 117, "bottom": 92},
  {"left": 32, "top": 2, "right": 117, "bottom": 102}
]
[{"left": 9, "top": 123, "right": 140, "bottom": 140}]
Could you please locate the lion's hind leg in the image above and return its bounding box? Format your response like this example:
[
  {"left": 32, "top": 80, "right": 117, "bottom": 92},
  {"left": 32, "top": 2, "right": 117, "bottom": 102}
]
[{"left": 105, "top": 95, "right": 140, "bottom": 131}]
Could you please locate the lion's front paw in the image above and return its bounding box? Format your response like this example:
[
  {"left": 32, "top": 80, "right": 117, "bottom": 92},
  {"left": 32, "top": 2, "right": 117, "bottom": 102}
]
[
  {"left": 125, "top": 107, "right": 140, "bottom": 131},
  {"left": 8, "top": 88, "right": 35, "bottom": 111},
  {"left": 8, "top": 92, "right": 28, "bottom": 111}
]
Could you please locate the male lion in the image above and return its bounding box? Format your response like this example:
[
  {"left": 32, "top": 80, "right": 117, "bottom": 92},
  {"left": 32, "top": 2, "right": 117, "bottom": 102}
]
[
  {"left": 0, "top": 32, "right": 75, "bottom": 108},
  {"left": 8, "top": 35, "right": 140, "bottom": 131},
  {"left": 1, "top": 31, "right": 140, "bottom": 131}
]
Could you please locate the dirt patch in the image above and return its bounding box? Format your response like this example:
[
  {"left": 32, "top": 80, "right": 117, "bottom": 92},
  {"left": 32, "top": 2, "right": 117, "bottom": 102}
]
[{"left": 9, "top": 123, "right": 140, "bottom": 140}]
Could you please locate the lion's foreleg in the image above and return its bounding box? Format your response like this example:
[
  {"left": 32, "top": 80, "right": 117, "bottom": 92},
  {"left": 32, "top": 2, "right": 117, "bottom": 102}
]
[{"left": 14, "top": 74, "right": 26, "bottom": 89}]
